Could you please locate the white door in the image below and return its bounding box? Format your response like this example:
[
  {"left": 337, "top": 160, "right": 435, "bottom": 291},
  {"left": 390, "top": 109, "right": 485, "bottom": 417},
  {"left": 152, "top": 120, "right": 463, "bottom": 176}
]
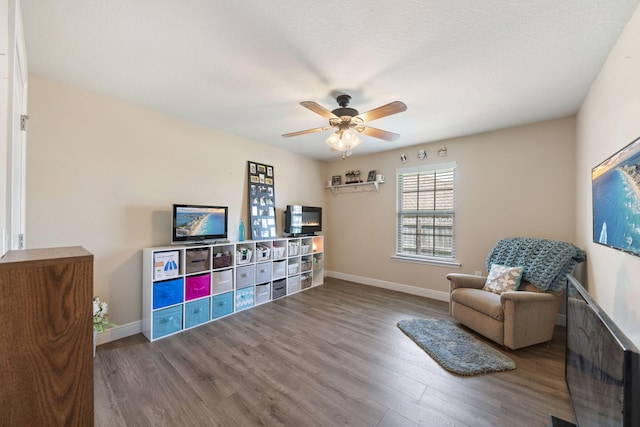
[{"left": 9, "top": 4, "right": 27, "bottom": 250}]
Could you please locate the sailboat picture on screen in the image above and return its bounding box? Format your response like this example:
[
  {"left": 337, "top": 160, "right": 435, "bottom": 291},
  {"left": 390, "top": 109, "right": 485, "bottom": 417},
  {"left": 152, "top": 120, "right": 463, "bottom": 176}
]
[{"left": 592, "top": 135, "right": 640, "bottom": 257}]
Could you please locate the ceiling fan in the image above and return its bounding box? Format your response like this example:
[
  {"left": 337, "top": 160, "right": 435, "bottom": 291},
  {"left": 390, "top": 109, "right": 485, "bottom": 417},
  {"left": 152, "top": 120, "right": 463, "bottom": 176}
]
[{"left": 282, "top": 94, "right": 407, "bottom": 157}]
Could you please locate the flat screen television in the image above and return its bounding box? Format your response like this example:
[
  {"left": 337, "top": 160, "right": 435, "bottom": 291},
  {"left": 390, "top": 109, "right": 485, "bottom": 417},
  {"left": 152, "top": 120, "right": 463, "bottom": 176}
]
[
  {"left": 284, "top": 205, "right": 322, "bottom": 236},
  {"left": 592, "top": 135, "right": 640, "bottom": 257},
  {"left": 171, "top": 204, "right": 228, "bottom": 244},
  {"left": 563, "top": 275, "right": 640, "bottom": 427}
]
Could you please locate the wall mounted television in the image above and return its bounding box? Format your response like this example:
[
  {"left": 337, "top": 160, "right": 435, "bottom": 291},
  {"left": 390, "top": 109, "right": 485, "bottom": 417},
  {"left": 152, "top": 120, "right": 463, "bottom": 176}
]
[
  {"left": 171, "top": 204, "right": 228, "bottom": 244},
  {"left": 562, "top": 275, "right": 639, "bottom": 427},
  {"left": 283, "top": 205, "right": 322, "bottom": 236},
  {"left": 592, "top": 135, "right": 640, "bottom": 257}
]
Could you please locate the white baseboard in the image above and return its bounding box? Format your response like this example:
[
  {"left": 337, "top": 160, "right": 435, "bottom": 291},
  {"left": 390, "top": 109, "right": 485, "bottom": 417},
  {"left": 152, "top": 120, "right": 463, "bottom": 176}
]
[
  {"left": 326, "top": 270, "right": 568, "bottom": 327},
  {"left": 325, "top": 270, "right": 450, "bottom": 302},
  {"left": 96, "top": 320, "right": 142, "bottom": 345}
]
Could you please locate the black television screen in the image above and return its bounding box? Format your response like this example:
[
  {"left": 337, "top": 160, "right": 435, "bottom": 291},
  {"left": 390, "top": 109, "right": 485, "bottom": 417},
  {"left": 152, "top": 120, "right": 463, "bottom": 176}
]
[
  {"left": 592, "top": 135, "right": 640, "bottom": 257},
  {"left": 566, "top": 275, "right": 640, "bottom": 427},
  {"left": 284, "top": 205, "right": 322, "bottom": 236},
  {"left": 172, "top": 204, "right": 228, "bottom": 244}
]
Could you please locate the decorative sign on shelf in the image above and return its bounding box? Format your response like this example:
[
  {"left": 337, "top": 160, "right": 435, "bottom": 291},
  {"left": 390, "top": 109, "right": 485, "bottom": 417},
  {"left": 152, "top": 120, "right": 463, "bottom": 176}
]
[
  {"left": 345, "top": 170, "right": 361, "bottom": 184},
  {"left": 247, "top": 161, "right": 277, "bottom": 240}
]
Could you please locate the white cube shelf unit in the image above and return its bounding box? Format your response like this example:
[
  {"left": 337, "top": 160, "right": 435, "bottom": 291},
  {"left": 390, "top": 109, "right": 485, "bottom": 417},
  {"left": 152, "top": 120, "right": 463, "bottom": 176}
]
[{"left": 143, "top": 236, "right": 324, "bottom": 341}]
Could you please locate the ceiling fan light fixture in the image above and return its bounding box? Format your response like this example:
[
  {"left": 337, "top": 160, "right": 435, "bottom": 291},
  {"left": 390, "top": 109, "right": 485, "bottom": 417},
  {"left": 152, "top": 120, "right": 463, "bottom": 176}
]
[{"left": 325, "top": 129, "right": 361, "bottom": 158}]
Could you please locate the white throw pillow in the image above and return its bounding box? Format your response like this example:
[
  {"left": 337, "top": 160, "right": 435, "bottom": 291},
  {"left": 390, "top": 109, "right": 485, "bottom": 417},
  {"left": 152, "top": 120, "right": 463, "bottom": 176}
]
[{"left": 482, "top": 264, "right": 524, "bottom": 294}]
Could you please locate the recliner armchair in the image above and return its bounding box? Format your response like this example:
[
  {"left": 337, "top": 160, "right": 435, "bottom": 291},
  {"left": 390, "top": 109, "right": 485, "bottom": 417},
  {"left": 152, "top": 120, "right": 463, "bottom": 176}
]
[{"left": 447, "top": 237, "right": 586, "bottom": 350}]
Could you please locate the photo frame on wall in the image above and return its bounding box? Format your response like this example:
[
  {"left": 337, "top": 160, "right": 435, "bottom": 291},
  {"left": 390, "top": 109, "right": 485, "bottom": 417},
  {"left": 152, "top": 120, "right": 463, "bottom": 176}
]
[
  {"left": 247, "top": 161, "right": 277, "bottom": 240},
  {"left": 592, "top": 135, "right": 640, "bottom": 257}
]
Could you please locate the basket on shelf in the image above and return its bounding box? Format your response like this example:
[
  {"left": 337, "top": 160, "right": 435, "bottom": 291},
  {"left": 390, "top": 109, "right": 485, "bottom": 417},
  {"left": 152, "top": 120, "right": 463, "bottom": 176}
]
[
  {"left": 300, "top": 245, "right": 310, "bottom": 255},
  {"left": 288, "top": 242, "right": 299, "bottom": 256},
  {"left": 288, "top": 263, "right": 299, "bottom": 275},
  {"left": 236, "top": 249, "right": 253, "bottom": 265},
  {"left": 255, "top": 245, "right": 271, "bottom": 261},
  {"left": 213, "top": 253, "right": 231, "bottom": 269},
  {"left": 272, "top": 246, "right": 285, "bottom": 259},
  {"left": 301, "top": 274, "right": 312, "bottom": 289}
]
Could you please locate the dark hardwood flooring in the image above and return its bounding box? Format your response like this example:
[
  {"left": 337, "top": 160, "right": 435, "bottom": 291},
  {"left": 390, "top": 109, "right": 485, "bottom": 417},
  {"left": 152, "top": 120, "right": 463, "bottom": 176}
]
[{"left": 95, "top": 278, "right": 575, "bottom": 426}]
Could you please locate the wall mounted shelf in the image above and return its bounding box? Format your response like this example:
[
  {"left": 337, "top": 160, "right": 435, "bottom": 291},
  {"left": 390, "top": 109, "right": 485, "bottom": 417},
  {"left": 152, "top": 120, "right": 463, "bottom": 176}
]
[{"left": 326, "top": 181, "right": 383, "bottom": 195}]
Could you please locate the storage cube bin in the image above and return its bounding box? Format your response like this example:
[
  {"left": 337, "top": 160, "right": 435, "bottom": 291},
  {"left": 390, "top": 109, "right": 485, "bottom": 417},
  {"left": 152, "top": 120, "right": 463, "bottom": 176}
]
[
  {"left": 213, "top": 253, "right": 231, "bottom": 268},
  {"left": 288, "top": 263, "right": 299, "bottom": 276},
  {"left": 255, "top": 245, "right": 271, "bottom": 261},
  {"left": 288, "top": 275, "right": 301, "bottom": 294},
  {"left": 152, "top": 305, "right": 183, "bottom": 339},
  {"left": 153, "top": 278, "right": 183, "bottom": 309},
  {"left": 212, "top": 268, "right": 233, "bottom": 294},
  {"left": 255, "top": 262, "right": 272, "bottom": 284},
  {"left": 185, "top": 298, "right": 210, "bottom": 328},
  {"left": 288, "top": 242, "right": 299, "bottom": 256},
  {"left": 236, "top": 264, "right": 255, "bottom": 289},
  {"left": 236, "top": 248, "right": 253, "bottom": 265},
  {"left": 272, "top": 260, "right": 286, "bottom": 279},
  {"left": 185, "top": 248, "right": 210, "bottom": 273},
  {"left": 300, "top": 259, "right": 312, "bottom": 272},
  {"left": 300, "top": 245, "right": 310, "bottom": 255},
  {"left": 301, "top": 273, "right": 312, "bottom": 289},
  {"left": 235, "top": 286, "right": 254, "bottom": 311},
  {"left": 272, "top": 279, "right": 286, "bottom": 299},
  {"left": 185, "top": 273, "right": 210, "bottom": 301},
  {"left": 272, "top": 246, "right": 285, "bottom": 259},
  {"left": 255, "top": 283, "right": 270, "bottom": 305},
  {"left": 211, "top": 292, "right": 234, "bottom": 319}
]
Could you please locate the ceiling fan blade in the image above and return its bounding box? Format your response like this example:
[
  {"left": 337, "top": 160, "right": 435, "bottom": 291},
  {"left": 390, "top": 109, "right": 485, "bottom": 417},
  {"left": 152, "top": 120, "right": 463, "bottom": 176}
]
[
  {"left": 300, "top": 101, "right": 339, "bottom": 119},
  {"left": 357, "top": 126, "right": 401, "bottom": 141},
  {"left": 356, "top": 101, "right": 407, "bottom": 122},
  {"left": 282, "top": 126, "right": 333, "bottom": 138}
]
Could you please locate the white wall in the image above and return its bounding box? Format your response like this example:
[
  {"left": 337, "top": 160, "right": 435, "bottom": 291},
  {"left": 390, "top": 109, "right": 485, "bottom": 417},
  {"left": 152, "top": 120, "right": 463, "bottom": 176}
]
[
  {"left": 576, "top": 4, "right": 640, "bottom": 346},
  {"left": 26, "top": 76, "right": 327, "bottom": 327},
  {"left": 324, "top": 117, "right": 577, "bottom": 299}
]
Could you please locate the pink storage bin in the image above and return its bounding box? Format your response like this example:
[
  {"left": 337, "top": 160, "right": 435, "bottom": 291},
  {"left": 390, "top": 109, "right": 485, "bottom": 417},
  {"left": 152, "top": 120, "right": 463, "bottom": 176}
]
[{"left": 185, "top": 273, "right": 211, "bottom": 301}]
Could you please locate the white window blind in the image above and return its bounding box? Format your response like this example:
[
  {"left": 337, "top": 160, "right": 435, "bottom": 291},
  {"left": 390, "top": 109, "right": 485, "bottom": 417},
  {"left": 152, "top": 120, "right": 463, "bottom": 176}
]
[{"left": 396, "top": 164, "right": 456, "bottom": 260}]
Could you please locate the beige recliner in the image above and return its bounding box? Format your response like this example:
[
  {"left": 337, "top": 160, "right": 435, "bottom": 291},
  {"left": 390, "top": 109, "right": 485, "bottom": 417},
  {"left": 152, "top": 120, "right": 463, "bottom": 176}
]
[{"left": 447, "top": 237, "right": 586, "bottom": 350}]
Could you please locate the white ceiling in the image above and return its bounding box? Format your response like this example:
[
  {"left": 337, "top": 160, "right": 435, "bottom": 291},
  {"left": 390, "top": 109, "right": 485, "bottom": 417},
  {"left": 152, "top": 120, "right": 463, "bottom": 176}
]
[{"left": 20, "top": 0, "right": 640, "bottom": 161}]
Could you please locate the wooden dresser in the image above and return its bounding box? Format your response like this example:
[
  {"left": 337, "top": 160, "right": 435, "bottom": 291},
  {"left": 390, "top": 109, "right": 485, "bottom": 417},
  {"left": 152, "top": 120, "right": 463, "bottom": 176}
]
[{"left": 0, "top": 246, "right": 94, "bottom": 425}]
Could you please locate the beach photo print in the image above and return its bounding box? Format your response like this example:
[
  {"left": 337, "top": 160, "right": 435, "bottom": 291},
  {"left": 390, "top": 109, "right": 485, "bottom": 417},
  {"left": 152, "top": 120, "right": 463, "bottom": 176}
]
[{"left": 592, "top": 135, "right": 640, "bottom": 256}]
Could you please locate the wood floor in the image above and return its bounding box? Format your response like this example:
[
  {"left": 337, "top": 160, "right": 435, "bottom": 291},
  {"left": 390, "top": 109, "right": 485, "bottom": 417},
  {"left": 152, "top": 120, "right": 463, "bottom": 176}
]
[{"left": 95, "top": 278, "right": 576, "bottom": 426}]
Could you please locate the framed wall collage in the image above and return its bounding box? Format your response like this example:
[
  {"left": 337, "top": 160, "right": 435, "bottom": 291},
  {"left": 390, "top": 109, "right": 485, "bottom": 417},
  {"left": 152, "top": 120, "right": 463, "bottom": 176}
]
[{"left": 247, "top": 161, "right": 277, "bottom": 240}]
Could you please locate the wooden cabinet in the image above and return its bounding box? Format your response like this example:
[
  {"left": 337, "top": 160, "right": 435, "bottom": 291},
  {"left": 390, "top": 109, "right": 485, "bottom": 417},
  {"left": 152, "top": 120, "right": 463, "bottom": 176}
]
[
  {"left": 0, "top": 246, "right": 94, "bottom": 426},
  {"left": 143, "top": 236, "right": 324, "bottom": 341}
]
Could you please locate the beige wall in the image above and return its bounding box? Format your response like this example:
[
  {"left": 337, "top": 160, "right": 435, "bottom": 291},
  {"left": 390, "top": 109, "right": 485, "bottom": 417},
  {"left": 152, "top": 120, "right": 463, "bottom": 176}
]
[
  {"left": 26, "top": 76, "right": 327, "bottom": 326},
  {"left": 576, "top": 4, "right": 640, "bottom": 346},
  {"left": 324, "top": 117, "right": 576, "bottom": 299}
]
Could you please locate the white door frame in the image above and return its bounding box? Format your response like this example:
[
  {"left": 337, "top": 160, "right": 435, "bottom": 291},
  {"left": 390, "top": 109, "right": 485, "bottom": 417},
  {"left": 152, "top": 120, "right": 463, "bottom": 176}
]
[{"left": 9, "top": 1, "right": 27, "bottom": 250}]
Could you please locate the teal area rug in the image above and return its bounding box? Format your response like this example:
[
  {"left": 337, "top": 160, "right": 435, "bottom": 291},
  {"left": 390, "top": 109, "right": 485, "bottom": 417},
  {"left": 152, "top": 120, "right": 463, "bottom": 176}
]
[{"left": 397, "top": 318, "right": 516, "bottom": 376}]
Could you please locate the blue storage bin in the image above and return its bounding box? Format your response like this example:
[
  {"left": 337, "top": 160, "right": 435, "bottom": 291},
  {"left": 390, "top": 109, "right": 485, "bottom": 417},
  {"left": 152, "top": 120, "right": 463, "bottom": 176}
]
[
  {"left": 153, "top": 278, "right": 184, "bottom": 309},
  {"left": 152, "top": 305, "right": 183, "bottom": 339},
  {"left": 235, "top": 286, "right": 254, "bottom": 311},
  {"left": 185, "top": 298, "right": 210, "bottom": 328},
  {"left": 211, "top": 291, "right": 234, "bottom": 319}
]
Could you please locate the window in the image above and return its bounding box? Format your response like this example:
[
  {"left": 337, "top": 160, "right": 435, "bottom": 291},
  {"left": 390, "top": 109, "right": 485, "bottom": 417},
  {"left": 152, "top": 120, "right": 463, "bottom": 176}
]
[{"left": 396, "top": 163, "right": 456, "bottom": 262}]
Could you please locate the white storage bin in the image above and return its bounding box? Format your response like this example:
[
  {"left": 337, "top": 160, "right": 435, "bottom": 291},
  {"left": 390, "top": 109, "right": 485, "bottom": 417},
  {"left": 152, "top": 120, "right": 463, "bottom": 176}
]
[{"left": 288, "top": 263, "right": 299, "bottom": 276}]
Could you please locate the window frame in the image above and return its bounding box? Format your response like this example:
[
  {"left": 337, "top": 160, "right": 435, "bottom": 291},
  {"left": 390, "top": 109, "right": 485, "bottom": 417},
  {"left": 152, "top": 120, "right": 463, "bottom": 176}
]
[{"left": 394, "top": 162, "right": 460, "bottom": 267}]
